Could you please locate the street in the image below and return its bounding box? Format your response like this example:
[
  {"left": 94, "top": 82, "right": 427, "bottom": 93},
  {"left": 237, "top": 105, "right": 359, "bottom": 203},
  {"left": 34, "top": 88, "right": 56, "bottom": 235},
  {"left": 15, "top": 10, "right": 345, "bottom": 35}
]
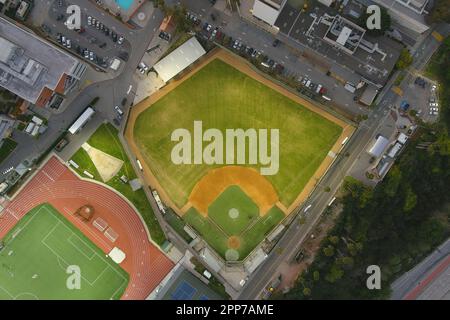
[
  {"left": 237, "top": 23, "right": 448, "bottom": 299},
  {"left": 0, "top": 0, "right": 165, "bottom": 176}
]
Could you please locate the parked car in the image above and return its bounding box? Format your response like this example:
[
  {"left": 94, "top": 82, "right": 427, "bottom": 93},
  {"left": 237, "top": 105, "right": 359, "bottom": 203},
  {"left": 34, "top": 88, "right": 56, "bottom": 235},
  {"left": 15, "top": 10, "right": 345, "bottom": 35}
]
[
  {"left": 272, "top": 39, "right": 280, "bottom": 47},
  {"left": 117, "top": 35, "right": 124, "bottom": 45},
  {"left": 114, "top": 105, "right": 124, "bottom": 116},
  {"left": 55, "top": 138, "right": 69, "bottom": 152}
]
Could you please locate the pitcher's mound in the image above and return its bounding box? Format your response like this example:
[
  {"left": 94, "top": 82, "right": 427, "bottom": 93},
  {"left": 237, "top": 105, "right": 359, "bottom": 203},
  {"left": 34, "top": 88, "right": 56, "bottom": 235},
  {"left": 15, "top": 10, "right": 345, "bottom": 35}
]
[{"left": 82, "top": 143, "right": 123, "bottom": 182}]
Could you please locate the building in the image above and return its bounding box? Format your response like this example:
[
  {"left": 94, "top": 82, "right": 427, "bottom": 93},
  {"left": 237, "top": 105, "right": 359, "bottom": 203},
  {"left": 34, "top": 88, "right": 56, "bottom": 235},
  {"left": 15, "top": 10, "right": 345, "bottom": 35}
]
[
  {"left": 275, "top": 6, "right": 402, "bottom": 87},
  {"left": 368, "top": 135, "right": 390, "bottom": 157},
  {"left": 0, "top": 17, "right": 86, "bottom": 108},
  {"left": 0, "top": 115, "right": 15, "bottom": 141},
  {"left": 153, "top": 37, "right": 206, "bottom": 83},
  {"left": 359, "top": 84, "right": 379, "bottom": 105},
  {"left": 323, "top": 15, "right": 366, "bottom": 55},
  {"left": 371, "top": 0, "right": 430, "bottom": 33},
  {"left": 252, "top": 0, "right": 287, "bottom": 27}
]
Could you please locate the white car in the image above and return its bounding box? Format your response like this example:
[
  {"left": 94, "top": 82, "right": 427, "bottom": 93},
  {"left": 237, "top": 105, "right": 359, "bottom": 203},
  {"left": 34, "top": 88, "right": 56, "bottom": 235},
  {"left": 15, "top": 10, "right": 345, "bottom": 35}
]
[
  {"left": 114, "top": 105, "right": 124, "bottom": 116},
  {"left": 66, "top": 39, "right": 71, "bottom": 49},
  {"left": 206, "top": 24, "right": 212, "bottom": 32},
  {"left": 430, "top": 102, "right": 438, "bottom": 107},
  {"left": 431, "top": 84, "right": 437, "bottom": 91},
  {"left": 87, "top": 16, "right": 92, "bottom": 26},
  {"left": 117, "top": 35, "right": 124, "bottom": 45},
  {"left": 210, "top": 29, "right": 217, "bottom": 39}
]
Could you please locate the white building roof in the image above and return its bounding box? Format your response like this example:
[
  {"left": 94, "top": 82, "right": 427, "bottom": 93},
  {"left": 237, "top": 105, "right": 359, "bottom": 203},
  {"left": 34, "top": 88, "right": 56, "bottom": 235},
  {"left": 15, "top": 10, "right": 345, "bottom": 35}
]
[
  {"left": 368, "top": 135, "right": 389, "bottom": 157},
  {"left": 153, "top": 37, "right": 206, "bottom": 83},
  {"left": 252, "top": 0, "right": 282, "bottom": 26},
  {"left": 387, "top": 142, "right": 402, "bottom": 158},
  {"left": 397, "top": 132, "right": 408, "bottom": 144},
  {"left": 337, "top": 26, "right": 352, "bottom": 46}
]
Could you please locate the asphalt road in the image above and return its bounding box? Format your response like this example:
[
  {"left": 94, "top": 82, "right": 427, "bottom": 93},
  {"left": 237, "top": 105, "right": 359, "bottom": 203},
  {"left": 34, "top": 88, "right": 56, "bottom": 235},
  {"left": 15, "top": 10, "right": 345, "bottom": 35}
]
[
  {"left": 237, "top": 24, "right": 448, "bottom": 299},
  {"left": 390, "top": 238, "right": 450, "bottom": 300},
  {"left": 0, "top": 1, "right": 165, "bottom": 176},
  {"left": 172, "top": 0, "right": 366, "bottom": 117}
]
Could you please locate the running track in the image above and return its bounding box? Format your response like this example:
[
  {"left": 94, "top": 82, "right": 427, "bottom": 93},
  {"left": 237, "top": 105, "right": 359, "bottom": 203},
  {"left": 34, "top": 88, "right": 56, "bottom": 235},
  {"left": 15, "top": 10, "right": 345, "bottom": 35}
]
[
  {"left": 404, "top": 255, "right": 450, "bottom": 300},
  {"left": 0, "top": 156, "right": 174, "bottom": 300}
]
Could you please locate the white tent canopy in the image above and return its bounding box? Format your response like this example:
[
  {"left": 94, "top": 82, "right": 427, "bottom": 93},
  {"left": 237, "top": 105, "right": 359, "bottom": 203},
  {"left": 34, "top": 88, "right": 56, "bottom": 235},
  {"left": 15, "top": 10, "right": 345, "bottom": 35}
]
[{"left": 153, "top": 37, "right": 206, "bottom": 83}]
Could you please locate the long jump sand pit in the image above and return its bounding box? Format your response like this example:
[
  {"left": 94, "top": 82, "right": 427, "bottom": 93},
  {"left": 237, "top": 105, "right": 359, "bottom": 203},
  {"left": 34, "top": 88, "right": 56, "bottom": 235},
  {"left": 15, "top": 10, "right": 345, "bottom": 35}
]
[{"left": 82, "top": 143, "right": 123, "bottom": 182}]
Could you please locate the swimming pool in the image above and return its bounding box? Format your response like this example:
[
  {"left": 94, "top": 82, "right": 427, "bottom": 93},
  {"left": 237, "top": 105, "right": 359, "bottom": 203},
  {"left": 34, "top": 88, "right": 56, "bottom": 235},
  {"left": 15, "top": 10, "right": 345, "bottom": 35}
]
[{"left": 116, "top": 0, "right": 134, "bottom": 10}]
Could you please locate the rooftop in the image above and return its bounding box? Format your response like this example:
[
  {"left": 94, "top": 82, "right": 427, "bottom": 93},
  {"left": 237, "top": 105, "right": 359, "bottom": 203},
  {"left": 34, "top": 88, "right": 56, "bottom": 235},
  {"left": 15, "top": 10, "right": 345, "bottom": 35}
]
[
  {"left": 153, "top": 37, "right": 206, "bottom": 83},
  {"left": 0, "top": 17, "right": 83, "bottom": 104},
  {"left": 275, "top": 4, "right": 402, "bottom": 86}
]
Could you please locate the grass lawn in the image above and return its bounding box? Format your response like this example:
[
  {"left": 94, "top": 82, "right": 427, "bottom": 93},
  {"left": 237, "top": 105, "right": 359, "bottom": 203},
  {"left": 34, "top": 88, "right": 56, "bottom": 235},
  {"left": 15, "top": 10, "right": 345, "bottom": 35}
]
[
  {"left": 208, "top": 186, "right": 259, "bottom": 235},
  {"left": 165, "top": 209, "right": 193, "bottom": 243},
  {"left": 134, "top": 59, "right": 342, "bottom": 208},
  {"left": 70, "top": 123, "right": 166, "bottom": 246},
  {"left": 0, "top": 138, "right": 17, "bottom": 164},
  {"left": 184, "top": 200, "right": 285, "bottom": 260},
  {"left": 239, "top": 206, "right": 285, "bottom": 258},
  {"left": 0, "top": 204, "right": 128, "bottom": 299},
  {"left": 184, "top": 207, "right": 229, "bottom": 256}
]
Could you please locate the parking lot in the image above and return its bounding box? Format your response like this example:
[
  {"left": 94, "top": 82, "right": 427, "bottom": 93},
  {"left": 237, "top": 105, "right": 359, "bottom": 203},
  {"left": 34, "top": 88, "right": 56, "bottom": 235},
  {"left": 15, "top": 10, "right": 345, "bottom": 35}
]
[
  {"left": 33, "top": 0, "right": 132, "bottom": 70},
  {"left": 185, "top": 9, "right": 366, "bottom": 117},
  {"left": 402, "top": 75, "right": 439, "bottom": 122}
]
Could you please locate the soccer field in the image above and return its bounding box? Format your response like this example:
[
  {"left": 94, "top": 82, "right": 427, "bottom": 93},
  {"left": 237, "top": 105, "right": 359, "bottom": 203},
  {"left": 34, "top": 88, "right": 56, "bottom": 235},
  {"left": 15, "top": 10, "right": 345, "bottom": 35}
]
[
  {"left": 0, "top": 204, "right": 129, "bottom": 300},
  {"left": 133, "top": 58, "right": 343, "bottom": 208}
]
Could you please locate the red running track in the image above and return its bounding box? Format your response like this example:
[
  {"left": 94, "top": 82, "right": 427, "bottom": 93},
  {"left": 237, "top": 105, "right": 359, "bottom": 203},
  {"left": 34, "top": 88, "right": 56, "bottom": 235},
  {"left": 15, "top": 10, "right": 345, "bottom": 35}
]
[
  {"left": 404, "top": 255, "right": 450, "bottom": 300},
  {"left": 0, "top": 156, "right": 174, "bottom": 300}
]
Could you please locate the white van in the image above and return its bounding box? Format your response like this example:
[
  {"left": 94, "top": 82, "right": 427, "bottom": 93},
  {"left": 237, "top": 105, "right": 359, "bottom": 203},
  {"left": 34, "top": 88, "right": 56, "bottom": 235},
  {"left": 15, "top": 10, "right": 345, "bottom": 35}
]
[{"left": 136, "top": 159, "right": 143, "bottom": 171}]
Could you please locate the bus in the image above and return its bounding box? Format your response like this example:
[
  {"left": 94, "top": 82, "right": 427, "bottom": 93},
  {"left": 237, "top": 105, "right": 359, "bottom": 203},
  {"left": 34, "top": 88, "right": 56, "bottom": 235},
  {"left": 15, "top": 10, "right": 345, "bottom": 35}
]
[{"left": 68, "top": 107, "right": 95, "bottom": 134}]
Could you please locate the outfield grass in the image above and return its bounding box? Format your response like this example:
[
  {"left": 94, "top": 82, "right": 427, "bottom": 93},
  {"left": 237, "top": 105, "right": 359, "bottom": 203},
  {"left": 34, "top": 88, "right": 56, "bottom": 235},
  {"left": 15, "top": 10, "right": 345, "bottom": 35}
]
[
  {"left": 134, "top": 59, "right": 342, "bottom": 208},
  {"left": 208, "top": 186, "right": 259, "bottom": 235},
  {"left": 0, "top": 204, "right": 128, "bottom": 300},
  {"left": 70, "top": 123, "right": 166, "bottom": 246},
  {"left": 0, "top": 138, "right": 17, "bottom": 164}
]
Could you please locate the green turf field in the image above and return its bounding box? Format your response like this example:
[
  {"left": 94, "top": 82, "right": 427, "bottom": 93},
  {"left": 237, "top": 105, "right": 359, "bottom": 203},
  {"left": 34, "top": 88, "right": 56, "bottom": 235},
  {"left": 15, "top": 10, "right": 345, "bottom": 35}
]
[
  {"left": 134, "top": 59, "right": 342, "bottom": 208},
  {"left": 0, "top": 204, "right": 129, "bottom": 300},
  {"left": 183, "top": 186, "right": 285, "bottom": 260},
  {"left": 70, "top": 123, "right": 166, "bottom": 246},
  {"left": 208, "top": 186, "right": 259, "bottom": 235}
]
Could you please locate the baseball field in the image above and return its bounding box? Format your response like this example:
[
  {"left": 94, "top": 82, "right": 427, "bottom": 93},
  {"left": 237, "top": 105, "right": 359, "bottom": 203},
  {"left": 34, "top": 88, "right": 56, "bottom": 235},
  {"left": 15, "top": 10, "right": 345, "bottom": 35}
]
[
  {"left": 0, "top": 204, "right": 129, "bottom": 299},
  {"left": 127, "top": 50, "right": 351, "bottom": 260}
]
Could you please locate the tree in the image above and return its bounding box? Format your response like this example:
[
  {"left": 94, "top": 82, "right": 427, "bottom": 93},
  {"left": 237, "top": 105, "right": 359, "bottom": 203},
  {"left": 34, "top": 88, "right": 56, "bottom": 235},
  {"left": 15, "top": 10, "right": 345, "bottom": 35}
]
[
  {"left": 328, "top": 235, "right": 339, "bottom": 245},
  {"left": 313, "top": 271, "right": 320, "bottom": 281},
  {"left": 403, "top": 187, "right": 417, "bottom": 213},
  {"left": 396, "top": 49, "right": 413, "bottom": 70},
  {"left": 303, "top": 287, "right": 311, "bottom": 296},
  {"left": 323, "top": 245, "right": 335, "bottom": 257},
  {"left": 426, "top": 0, "right": 450, "bottom": 24},
  {"left": 325, "top": 264, "right": 344, "bottom": 283}
]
